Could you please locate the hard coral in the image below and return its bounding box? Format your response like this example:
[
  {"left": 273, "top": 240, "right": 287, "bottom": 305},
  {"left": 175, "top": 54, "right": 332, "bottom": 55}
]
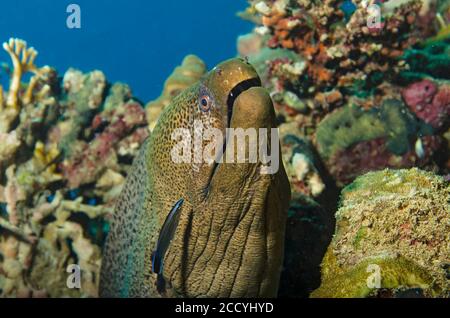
[
  {"left": 0, "top": 38, "right": 54, "bottom": 135},
  {"left": 252, "top": 0, "right": 424, "bottom": 100},
  {"left": 2, "top": 38, "right": 38, "bottom": 110},
  {"left": 0, "top": 38, "right": 150, "bottom": 297},
  {"left": 61, "top": 101, "right": 148, "bottom": 189},
  {"left": 242, "top": 0, "right": 449, "bottom": 190}
]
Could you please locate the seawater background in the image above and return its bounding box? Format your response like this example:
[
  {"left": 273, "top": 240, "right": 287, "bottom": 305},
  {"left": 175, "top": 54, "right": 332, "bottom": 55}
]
[{"left": 0, "top": 0, "right": 251, "bottom": 102}]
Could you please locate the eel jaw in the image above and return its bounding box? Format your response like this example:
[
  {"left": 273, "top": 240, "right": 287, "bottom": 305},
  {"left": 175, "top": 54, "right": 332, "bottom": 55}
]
[
  {"left": 202, "top": 77, "right": 262, "bottom": 197},
  {"left": 226, "top": 77, "right": 262, "bottom": 128}
]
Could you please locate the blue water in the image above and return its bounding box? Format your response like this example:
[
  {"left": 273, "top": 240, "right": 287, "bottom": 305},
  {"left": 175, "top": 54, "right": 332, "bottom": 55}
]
[{"left": 0, "top": 0, "right": 251, "bottom": 102}]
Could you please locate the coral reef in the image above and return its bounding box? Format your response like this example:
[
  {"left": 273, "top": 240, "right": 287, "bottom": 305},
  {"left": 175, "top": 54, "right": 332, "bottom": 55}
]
[
  {"left": 0, "top": 0, "right": 448, "bottom": 298},
  {"left": 0, "top": 40, "right": 212, "bottom": 296},
  {"left": 281, "top": 134, "right": 325, "bottom": 197},
  {"left": 240, "top": 0, "right": 427, "bottom": 112},
  {"left": 238, "top": 1, "right": 449, "bottom": 298},
  {"left": 400, "top": 38, "right": 450, "bottom": 82},
  {"left": 238, "top": 0, "right": 449, "bottom": 188},
  {"left": 315, "top": 99, "right": 442, "bottom": 185},
  {"left": 312, "top": 168, "right": 449, "bottom": 298},
  {"left": 0, "top": 38, "right": 148, "bottom": 297}
]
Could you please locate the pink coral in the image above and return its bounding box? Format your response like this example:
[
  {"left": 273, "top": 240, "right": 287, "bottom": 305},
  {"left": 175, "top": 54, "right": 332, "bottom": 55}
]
[
  {"left": 402, "top": 79, "right": 450, "bottom": 129},
  {"left": 329, "top": 136, "right": 442, "bottom": 185},
  {"left": 62, "top": 101, "right": 148, "bottom": 188}
]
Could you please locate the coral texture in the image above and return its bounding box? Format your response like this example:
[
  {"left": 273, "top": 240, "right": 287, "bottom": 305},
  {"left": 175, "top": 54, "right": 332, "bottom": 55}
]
[
  {"left": 238, "top": 0, "right": 449, "bottom": 188},
  {"left": 315, "top": 99, "right": 441, "bottom": 185},
  {"left": 402, "top": 79, "right": 450, "bottom": 129},
  {"left": 0, "top": 38, "right": 148, "bottom": 297},
  {"left": 0, "top": 0, "right": 449, "bottom": 297},
  {"left": 312, "top": 168, "right": 449, "bottom": 298}
]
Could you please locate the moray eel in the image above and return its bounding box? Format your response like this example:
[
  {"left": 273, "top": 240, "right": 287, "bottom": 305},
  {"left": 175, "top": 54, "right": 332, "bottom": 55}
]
[{"left": 99, "top": 58, "right": 291, "bottom": 297}]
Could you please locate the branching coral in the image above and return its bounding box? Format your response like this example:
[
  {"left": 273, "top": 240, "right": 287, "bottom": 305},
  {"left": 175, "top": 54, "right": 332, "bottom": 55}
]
[
  {"left": 0, "top": 38, "right": 57, "bottom": 179},
  {"left": 2, "top": 38, "right": 38, "bottom": 110},
  {"left": 0, "top": 2, "right": 447, "bottom": 297},
  {"left": 0, "top": 39, "right": 55, "bottom": 134},
  {"left": 0, "top": 38, "right": 150, "bottom": 297},
  {"left": 241, "top": 0, "right": 426, "bottom": 111}
]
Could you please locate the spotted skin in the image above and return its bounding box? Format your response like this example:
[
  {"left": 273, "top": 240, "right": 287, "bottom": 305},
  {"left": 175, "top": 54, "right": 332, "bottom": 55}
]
[{"left": 100, "top": 59, "right": 291, "bottom": 297}]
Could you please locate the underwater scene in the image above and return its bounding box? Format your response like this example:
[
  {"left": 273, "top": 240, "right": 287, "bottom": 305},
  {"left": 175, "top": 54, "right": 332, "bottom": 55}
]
[{"left": 0, "top": 0, "right": 449, "bottom": 299}]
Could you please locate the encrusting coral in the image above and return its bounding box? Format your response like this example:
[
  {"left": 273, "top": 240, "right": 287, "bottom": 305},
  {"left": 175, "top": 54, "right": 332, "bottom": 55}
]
[
  {"left": 312, "top": 168, "right": 449, "bottom": 298},
  {"left": 315, "top": 99, "right": 442, "bottom": 185}
]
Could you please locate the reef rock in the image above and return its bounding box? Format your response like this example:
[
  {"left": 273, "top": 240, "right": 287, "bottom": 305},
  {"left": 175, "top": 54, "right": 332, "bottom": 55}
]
[
  {"left": 315, "top": 100, "right": 441, "bottom": 186},
  {"left": 312, "top": 168, "right": 449, "bottom": 298}
]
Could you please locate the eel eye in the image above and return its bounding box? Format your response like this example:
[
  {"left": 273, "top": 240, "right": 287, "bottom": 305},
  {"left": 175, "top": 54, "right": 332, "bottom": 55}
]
[{"left": 199, "top": 95, "right": 212, "bottom": 112}]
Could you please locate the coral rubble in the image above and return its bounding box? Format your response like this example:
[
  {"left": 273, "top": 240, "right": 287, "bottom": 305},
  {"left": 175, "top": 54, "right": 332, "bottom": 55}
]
[{"left": 312, "top": 168, "right": 449, "bottom": 298}]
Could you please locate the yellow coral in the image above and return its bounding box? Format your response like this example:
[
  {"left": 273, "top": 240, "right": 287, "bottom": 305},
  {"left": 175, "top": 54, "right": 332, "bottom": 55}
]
[
  {"left": 0, "top": 38, "right": 54, "bottom": 115},
  {"left": 33, "top": 141, "right": 62, "bottom": 180},
  {"left": 2, "top": 38, "right": 38, "bottom": 110}
]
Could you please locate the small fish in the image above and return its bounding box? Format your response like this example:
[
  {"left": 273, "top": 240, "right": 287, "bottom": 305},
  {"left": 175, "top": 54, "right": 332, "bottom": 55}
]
[
  {"left": 151, "top": 198, "right": 184, "bottom": 275},
  {"left": 415, "top": 138, "right": 425, "bottom": 159}
]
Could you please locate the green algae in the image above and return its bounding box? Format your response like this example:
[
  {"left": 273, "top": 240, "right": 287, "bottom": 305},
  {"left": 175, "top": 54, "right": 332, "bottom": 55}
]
[
  {"left": 353, "top": 227, "right": 368, "bottom": 249},
  {"left": 311, "top": 250, "right": 440, "bottom": 298}
]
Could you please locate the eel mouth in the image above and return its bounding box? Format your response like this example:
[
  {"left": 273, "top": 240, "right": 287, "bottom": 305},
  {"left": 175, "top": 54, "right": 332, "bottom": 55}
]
[
  {"left": 202, "top": 77, "right": 262, "bottom": 198},
  {"left": 226, "top": 77, "right": 262, "bottom": 128}
]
